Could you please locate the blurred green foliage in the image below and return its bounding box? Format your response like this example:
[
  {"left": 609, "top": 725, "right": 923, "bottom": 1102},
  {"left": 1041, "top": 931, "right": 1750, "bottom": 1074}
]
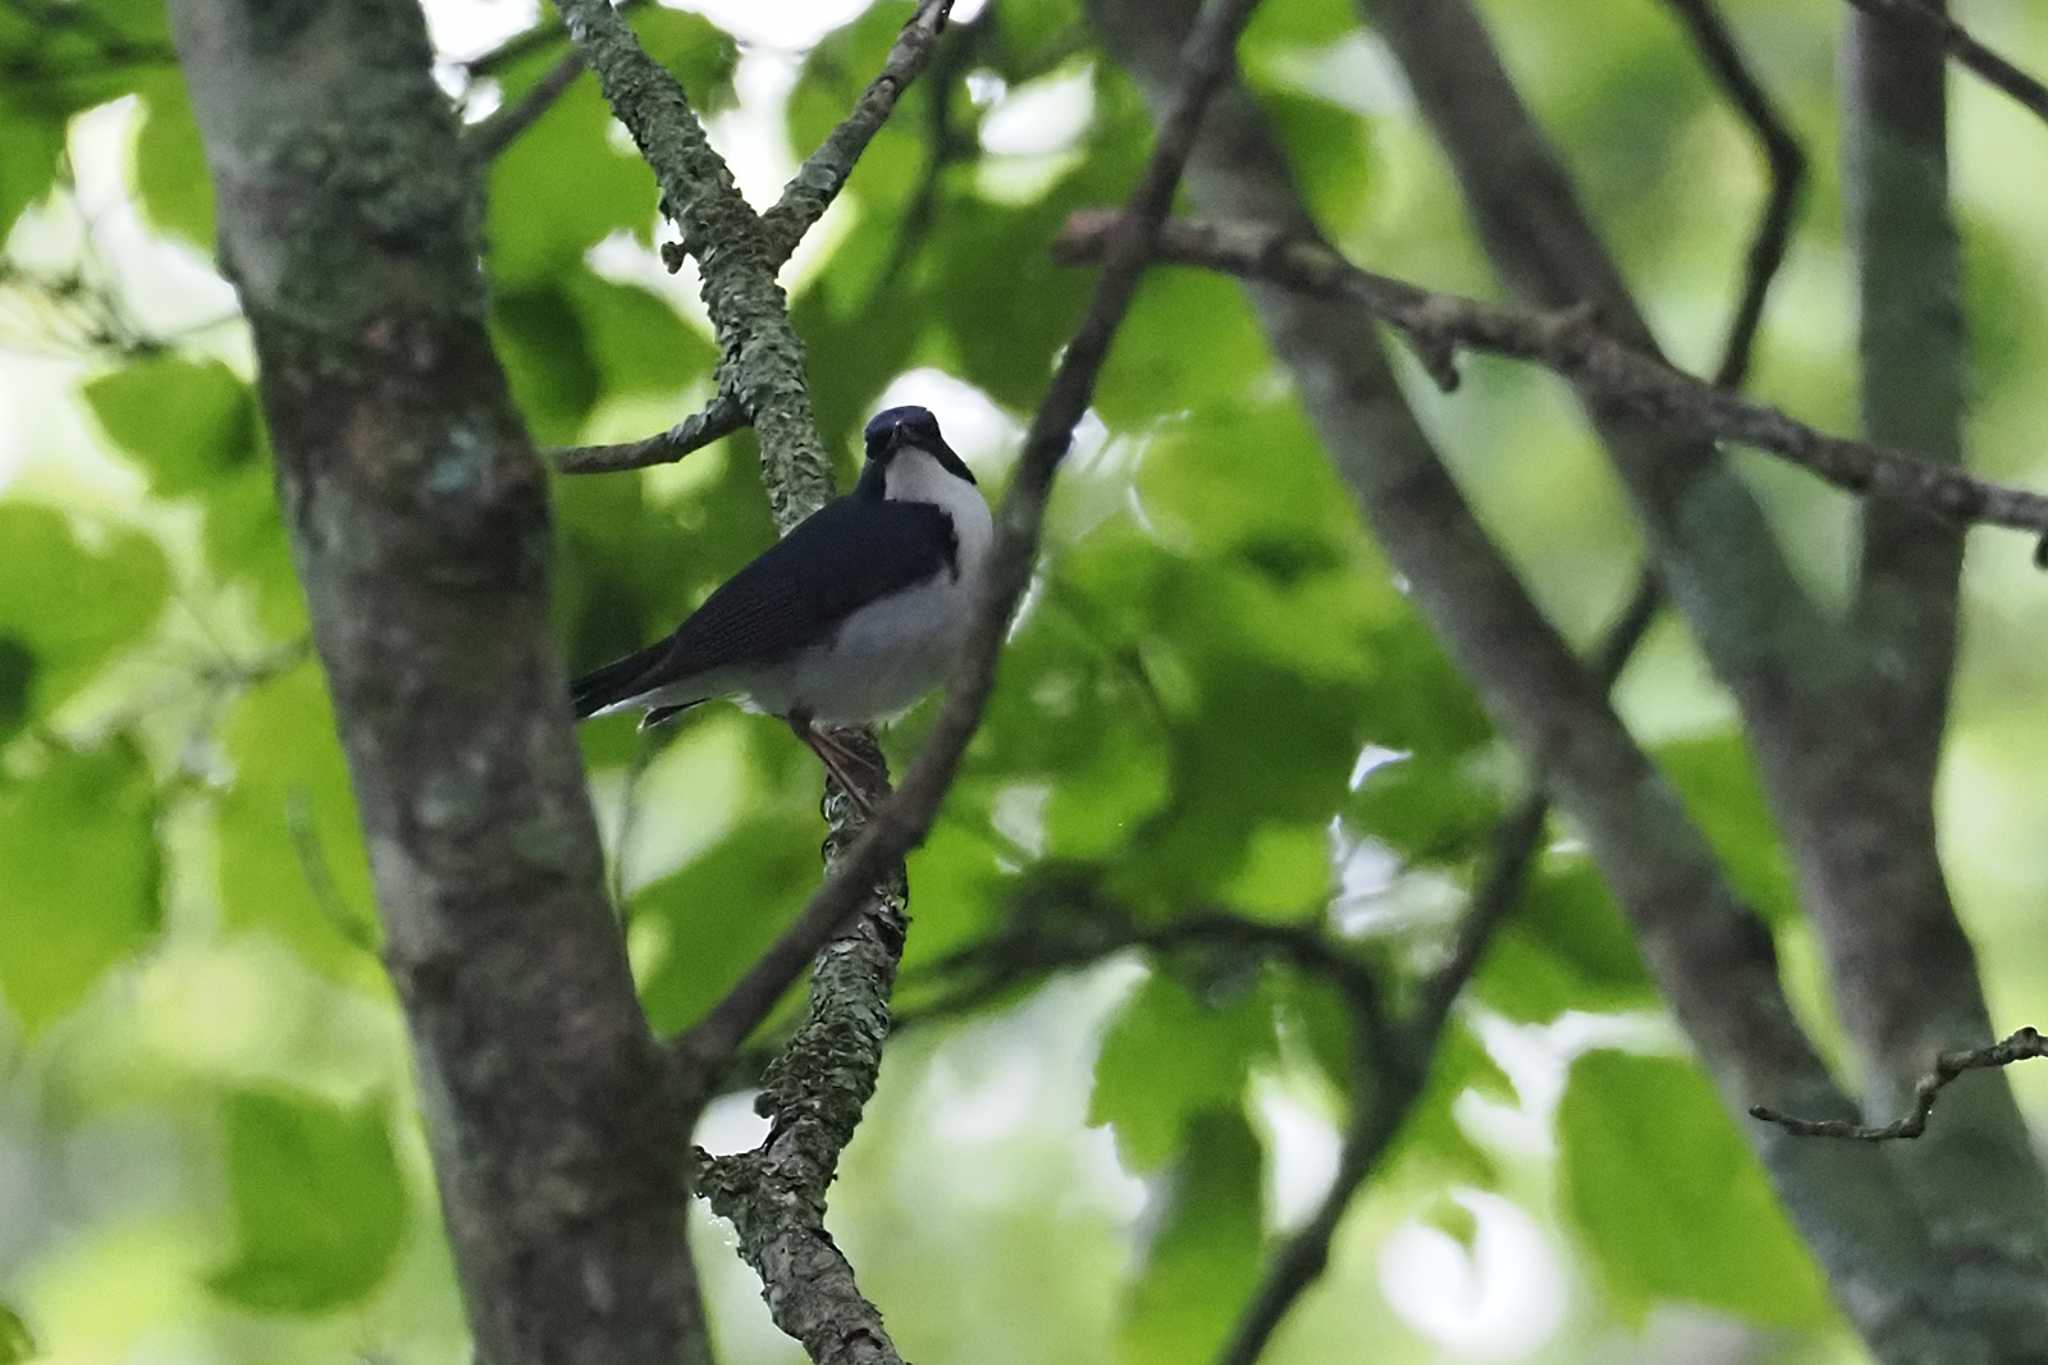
[{"left": 2, "top": 0, "right": 2046, "bottom": 1362}]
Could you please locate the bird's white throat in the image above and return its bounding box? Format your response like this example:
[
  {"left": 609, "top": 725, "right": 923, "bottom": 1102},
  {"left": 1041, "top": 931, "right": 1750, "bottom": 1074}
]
[{"left": 884, "top": 446, "right": 992, "bottom": 577}]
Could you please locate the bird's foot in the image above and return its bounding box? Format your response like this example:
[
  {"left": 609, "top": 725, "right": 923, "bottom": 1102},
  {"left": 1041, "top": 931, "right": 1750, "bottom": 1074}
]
[{"left": 789, "top": 715, "right": 889, "bottom": 817}]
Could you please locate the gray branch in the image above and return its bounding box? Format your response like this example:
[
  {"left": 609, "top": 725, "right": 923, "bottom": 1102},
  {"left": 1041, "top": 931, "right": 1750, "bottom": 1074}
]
[
  {"left": 166, "top": 1, "right": 706, "bottom": 1361},
  {"left": 716, "top": 0, "right": 1274, "bottom": 1096},
  {"left": 759, "top": 0, "right": 956, "bottom": 261},
  {"left": 1841, "top": 0, "right": 2048, "bottom": 127},
  {"left": 1053, "top": 213, "right": 2048, "bottom": 536},
  {"left": 1087, "top": 1, "right": 2007, "bottom": 1356},
  {"left": 1754, "top": 1028, "right": 2048, "bottom": 1141}
]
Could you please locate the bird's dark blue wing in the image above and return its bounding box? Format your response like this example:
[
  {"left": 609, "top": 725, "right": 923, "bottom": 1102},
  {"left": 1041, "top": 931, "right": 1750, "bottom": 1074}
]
[{"left": 573, "top": 494, "right": 958, "bottom": 714}]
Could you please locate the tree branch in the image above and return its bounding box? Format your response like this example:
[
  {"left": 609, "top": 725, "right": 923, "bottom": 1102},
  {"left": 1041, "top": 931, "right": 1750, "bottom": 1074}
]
[
  {"left": 1086, "top": 2, "right": 1999, "bottom": 1354},
  {"left": 758, "top": 0, "right": 955, "bottom": 262},
  {"left": 167, "top": 2, "right": 706, "bottom": 1360},
  {"left": 549, "top": 5, "right": 941, "bottom": 1358},
  {"left": 550, "top": 392, "right": 746, "bottom": 475},
  {"left": 1659, "top": 0, "right": 1806, "bottom": 390},
  {"left": 675, "top": 0, "right": 1268, "bottom": 1111},
  {"left": 1753, "top": 1027, "right": 2048, "bottom": 1141},
  {"left": 1841, "top": 0, "right": 2048, "bottom": 128},
  {"left": 556, "top": 0, "right": 835, "bottom": 524},
  {"left": 549, "top": 0, "right": 957, "bottom": 480},
  {"left": 1051, "top": 212, "right": 2048, "bottom": 538},
  {"left": 464, "top": 48, "right": 586, "bottom": 162}
]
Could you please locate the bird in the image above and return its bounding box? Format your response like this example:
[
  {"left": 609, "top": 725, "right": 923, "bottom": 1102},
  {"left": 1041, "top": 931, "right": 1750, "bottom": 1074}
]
[{"left": 570, "top": 404, "right": 993, "bottom": 813}]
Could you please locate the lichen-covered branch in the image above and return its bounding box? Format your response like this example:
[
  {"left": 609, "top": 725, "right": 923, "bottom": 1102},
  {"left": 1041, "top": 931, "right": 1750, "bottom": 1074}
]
[
  {"left": 1754, "top": 1028, "right": 2048, "bottom": 1141},
  {"left": 1052, "top": 212, "right": 2048, "bottom": 538},
  {"left": 166, "top": 2, "right": 704, "bottom": 1361},
  {"left": 735, "top": 0, "right": 1272, "bottom": 1050},
  {"left": 758, "top": 0, "right": 955, "bottom": 262},
  {"left": 549, "top": 3, "right": 1015, "bottom": 1357},
  {"left": 555, "top": 0, "right": 833, "bottom": 525},
  {"left": 551, "top": 0, "right": 957, "bottom": 480}
]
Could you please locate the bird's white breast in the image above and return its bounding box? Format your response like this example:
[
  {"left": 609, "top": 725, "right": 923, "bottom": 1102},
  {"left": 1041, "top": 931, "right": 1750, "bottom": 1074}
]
[{"left": 742, "top": 446, "right": 992, "bottom": 725}]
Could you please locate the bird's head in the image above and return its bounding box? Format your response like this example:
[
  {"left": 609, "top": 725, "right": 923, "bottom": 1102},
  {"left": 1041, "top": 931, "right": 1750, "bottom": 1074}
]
[{"left": 863, "top": 405, "right": 977, "bottom": 490}]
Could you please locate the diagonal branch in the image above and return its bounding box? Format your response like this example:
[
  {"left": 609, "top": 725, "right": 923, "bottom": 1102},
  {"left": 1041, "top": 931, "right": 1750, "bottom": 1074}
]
[
  {"left": 678, "top": 0, "right": 1268, "bottom": 1110},
  {"left": 1841, "top": 0, "right": 2048, "bottom": 128},
  {"left": 1753, "top": 1027, "right": 2048, "bottom": 1141},
  {"left": 759, "top": 0, "right": 956, "bottom": 262},
  {"left": 1658, "top": 0, "right": 1806, "bottom": 390},
  {"left": 551, "top": 0, "right": 958, "bottom": 479},
  {"left": 464, "top": 47, "right": 585, "bottom": 161},
  {"left": 1052, "top": 212, "right": 2048, "bottom": 538},
  {"left": 1217, "top": 566, "right": 1660, "bottom": 1365},
  {"left": 1084, "top": 2, "right": 2001, "bottom": 1351}
]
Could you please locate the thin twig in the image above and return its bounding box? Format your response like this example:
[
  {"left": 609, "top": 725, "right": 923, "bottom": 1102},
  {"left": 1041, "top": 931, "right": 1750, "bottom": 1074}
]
[
  {"left": 465, "top": 48, "right": 586, "bottom": 161},
  {"left": 1841, "top": 0, "right": 2048, "bottom": 129},
  {"left": 1660, "top": 0, "right": 1806, "bottom": 389},
  {"left": 758, "top": 0, "right": 956, "bottom": 262},
  {"left": 1752, "top": 1027, "right": 2048, "bottom": 1139},
  {"left": 1215, "top": 568, "right": 1661, "bottom": 1365},
  {"left": 549, "top": 392, "right": 745, "bottom": 475},
  {"left": 285, "top": 790, "right": 377, "bottom": 954},
  {"left": 1052, "top": 212, "right": 2048, "bottom": 539},
  {"left": 673, "top": 0, "right": 1268, "bottom": 1092}
]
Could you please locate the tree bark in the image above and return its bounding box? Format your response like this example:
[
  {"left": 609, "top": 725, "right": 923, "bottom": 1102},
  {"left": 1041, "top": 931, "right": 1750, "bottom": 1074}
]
[{"left": 166, "top": 3, "right": 705, "bottom": 1361}]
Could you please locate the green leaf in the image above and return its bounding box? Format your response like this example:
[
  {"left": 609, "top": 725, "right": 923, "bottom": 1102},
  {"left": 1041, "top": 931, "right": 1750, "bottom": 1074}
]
[
  {"left": 0, "top": 114, "right": 64, "bottom": 240},
  {"left": 1090, "top": 969, "right": 1277, "bottom": 1171},
  {"left": 0, "top": 1302, "right": 32, "bottom": 1364},
  {"left": 215, "top": 665, "right": 381, "bottom": 980},
  {"left": 635, "top": 8, "right": 739, "bottom": 115},
  {"left": 484, "top": 71, "right": 647, "bottom": 290},
  {"left": 1655, "top": 734, "right": 1799, "bottom": 927},
  {"left": 85, "top": 355, "right": 259, "bottom": 495},
  {"left": 134, "top": 72, "right": 214, "bottom": 246},
  {"left": 1377, "top": 1018, "right": 1507, "bottom": 1186},
  {"left": 1260, "top": 90, "right": 1372, "bottom": 235},
  {"left": 1116, "top": 1110, "right": 1264, "bottom": 1365},
  {"left": 633, "top": 814, "right": 822, "bottom": 1035},
  {"left": 1093, "top": 268, "right": 1267, "bottom": 426},
  {"left": 0, "top": 636, "right": 31, "bottom": 740},
  {"left": 1349, "top": 753, "right": 1502, "bottom": 863},
  {"left": 1559, "top": 1051, "right": 1833, "bottom": 1328},
  {"left": 206, "top": 1088, "right": 407, "bottom": 1314},
  {"left": 0, "top": 740, "right": 160, "bottom": 1035},
  {"left": 0, "top": 503, "right": 168, "bottom": 722}
]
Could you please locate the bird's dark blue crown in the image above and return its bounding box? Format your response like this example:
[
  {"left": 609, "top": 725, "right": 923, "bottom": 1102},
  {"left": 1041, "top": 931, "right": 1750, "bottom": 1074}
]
[{"left": 862, "top": 405, "right": 975, "bottom": 484}]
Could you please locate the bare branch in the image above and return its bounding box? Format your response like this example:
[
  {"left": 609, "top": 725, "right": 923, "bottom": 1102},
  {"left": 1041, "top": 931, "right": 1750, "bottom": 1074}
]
[
  {"left": 465, "top": 48, "right": 585, "bottom": 162},
  {"left": 1753, "top": 1028, "right": 2048, "bottom": 1140},
  {"left": 1659, "top": 0, "right": 1806, "bottom": 389},
  {"left": 549, "top": 391, "right": 745, "bottom": 475},
  {"left": 758, "top": 0, "right": 956, "bottom": 262},
  {"left": 1052, "top": 212, "right": 2048, "bottom": 539},
  {"left": 1841, "top": 0, "right": 2048, "bottom": 128}
]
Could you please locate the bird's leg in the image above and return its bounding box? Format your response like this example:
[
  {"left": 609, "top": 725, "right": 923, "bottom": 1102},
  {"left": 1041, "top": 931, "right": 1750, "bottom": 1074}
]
[{"left": 788, "top": 713, "right": 884, "bottom": 816}]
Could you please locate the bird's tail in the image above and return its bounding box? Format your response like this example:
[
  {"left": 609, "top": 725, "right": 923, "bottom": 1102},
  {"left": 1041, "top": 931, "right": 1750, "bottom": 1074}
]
[{"left": 569, "top": 640, "right": 671, "bottom": 720}]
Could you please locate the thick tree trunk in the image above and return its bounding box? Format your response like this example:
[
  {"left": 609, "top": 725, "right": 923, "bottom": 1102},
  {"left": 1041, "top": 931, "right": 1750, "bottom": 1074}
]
[{"left": 166, "top": 3, "right": 706, "bottom": 1361}]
